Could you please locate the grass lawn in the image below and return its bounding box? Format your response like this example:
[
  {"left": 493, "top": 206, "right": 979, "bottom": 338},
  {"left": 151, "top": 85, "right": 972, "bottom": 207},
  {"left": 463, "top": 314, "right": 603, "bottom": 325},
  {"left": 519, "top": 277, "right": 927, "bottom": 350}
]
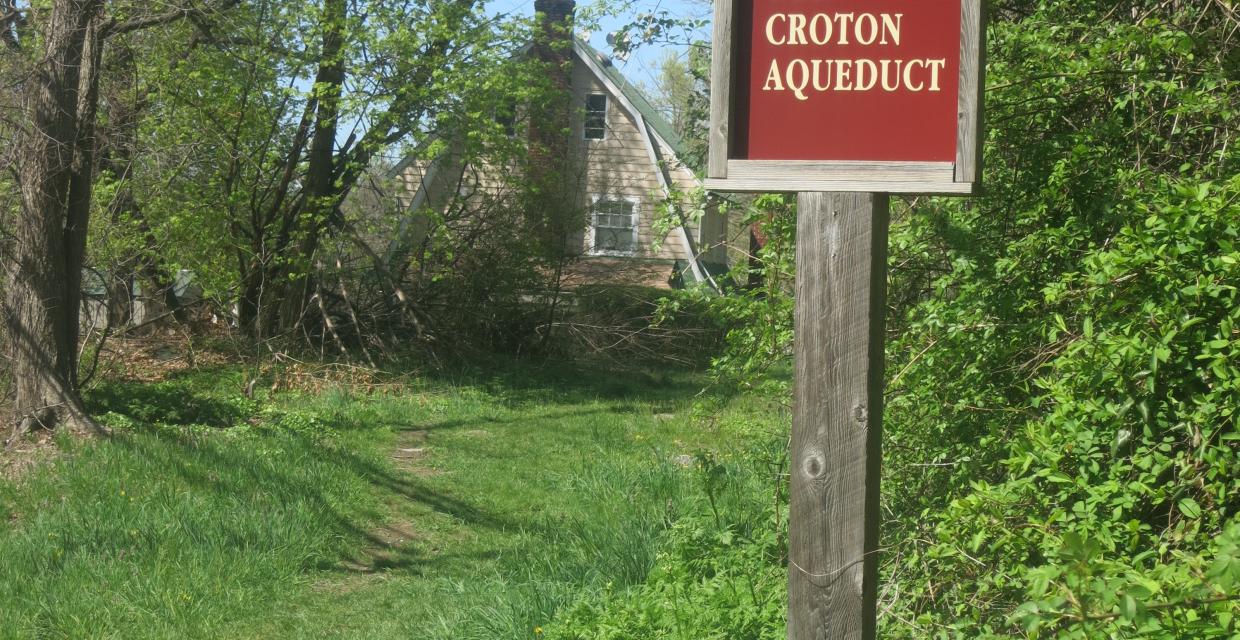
[{"left": 0, "top": 358, "right": 766, "bottom": 639}]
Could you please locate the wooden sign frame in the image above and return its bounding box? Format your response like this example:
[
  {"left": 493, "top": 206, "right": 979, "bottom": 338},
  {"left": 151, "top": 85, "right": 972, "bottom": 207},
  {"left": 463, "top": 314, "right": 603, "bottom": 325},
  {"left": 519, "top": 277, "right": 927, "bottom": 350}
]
[{"left": 705, "top": 0, "right": 985, "bottom": 195}]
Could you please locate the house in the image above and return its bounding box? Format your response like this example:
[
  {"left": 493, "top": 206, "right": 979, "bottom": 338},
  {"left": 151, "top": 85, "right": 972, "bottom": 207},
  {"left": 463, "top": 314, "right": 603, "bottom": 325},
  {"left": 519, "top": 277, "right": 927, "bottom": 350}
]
[{"left": 384, "top": 0, "right": 728, "bottom": 291}]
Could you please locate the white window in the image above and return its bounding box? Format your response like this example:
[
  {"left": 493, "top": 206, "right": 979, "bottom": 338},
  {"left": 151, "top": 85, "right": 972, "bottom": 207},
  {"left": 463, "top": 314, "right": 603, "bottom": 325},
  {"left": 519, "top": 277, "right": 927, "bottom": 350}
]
[
  {"left": 584, "top": 93, "right": 607, "bottom": 140},
  {"left": 589, "top": 196, "right": 639, "bottom": 255},
  {"left": 495, "top": 98, "right": 517, "bottom": 137}
]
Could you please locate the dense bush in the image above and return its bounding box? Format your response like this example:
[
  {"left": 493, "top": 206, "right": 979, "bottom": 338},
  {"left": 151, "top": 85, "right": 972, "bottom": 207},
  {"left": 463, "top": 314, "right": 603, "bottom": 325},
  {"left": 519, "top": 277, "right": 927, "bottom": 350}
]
[
  {"left": 545, "top": 512, "right": 786, "bottom": 640},
  {"left": 879, "top": 2, "right": 1239, "bottom": 635},
  {"left": 884, "top": 173, "right": 1239, "bottom": 639}
]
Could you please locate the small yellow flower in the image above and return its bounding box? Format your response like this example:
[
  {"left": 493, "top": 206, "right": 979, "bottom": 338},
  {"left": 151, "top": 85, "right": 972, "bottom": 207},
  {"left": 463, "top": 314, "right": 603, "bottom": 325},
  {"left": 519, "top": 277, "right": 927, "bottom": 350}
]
[{"left": 534, "top": 627, "right": 543, "bottom": 636}]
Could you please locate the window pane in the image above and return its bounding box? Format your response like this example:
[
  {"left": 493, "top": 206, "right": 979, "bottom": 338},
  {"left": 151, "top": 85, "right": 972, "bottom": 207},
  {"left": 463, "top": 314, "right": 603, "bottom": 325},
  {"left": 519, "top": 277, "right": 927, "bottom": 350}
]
[
  {"left": 598, "top": 231, "right": 635, "bottom": 253},
  {"left": 584, "top": 94, "right": 607, "bottom": 140},
  {"left": 612, "top": 232, "right": 635, "bottom": 252},
  {"left": 595, "top": 228, "right": 620, "bottom": 251},
  {"left": 595, "top": 201, "right": 636, "bottom": 227}
]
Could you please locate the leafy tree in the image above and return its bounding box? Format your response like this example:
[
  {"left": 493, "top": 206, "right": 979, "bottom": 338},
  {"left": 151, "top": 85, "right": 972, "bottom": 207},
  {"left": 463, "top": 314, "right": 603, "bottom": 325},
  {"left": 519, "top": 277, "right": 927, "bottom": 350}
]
[{"left": 111, "top": 0, "right": 580, "bottom": 347}]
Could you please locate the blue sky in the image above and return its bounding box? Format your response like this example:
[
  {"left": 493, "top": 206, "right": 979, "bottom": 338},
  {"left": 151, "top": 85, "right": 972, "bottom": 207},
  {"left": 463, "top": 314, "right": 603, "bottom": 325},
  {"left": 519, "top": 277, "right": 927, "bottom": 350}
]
[
  {"left": 483, "top": 0, "right": 710, "bottom": 91},
  {"left": 343, "top": 1, "right": 709, "bottom": 156}
]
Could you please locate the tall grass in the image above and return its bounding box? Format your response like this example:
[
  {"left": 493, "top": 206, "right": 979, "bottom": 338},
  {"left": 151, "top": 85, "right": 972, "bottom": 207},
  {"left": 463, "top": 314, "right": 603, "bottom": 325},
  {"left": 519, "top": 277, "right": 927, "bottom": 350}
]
[{"left": 0, "top": 360, "right": 738, "bottom": 639}]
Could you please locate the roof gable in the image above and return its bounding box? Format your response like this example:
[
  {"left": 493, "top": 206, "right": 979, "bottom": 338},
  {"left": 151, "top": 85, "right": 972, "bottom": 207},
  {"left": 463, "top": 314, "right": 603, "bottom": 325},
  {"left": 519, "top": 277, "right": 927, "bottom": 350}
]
[{"left": 571, "top": 39, "right": 690, "bottom": 164}]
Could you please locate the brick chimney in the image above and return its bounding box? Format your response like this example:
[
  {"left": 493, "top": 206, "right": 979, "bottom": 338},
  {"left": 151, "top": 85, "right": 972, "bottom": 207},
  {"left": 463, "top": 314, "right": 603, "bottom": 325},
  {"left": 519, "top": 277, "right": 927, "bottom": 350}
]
[
  {"left": 527, "top": 0, "right": 576, "bottom": 181},
  {"left": 534, "top": 0, "right": 575, "bottom": 30},
  {"left": 532, "top": 0, "right": 575, "bottom": 93},
  {"left": 526, "top": 0, "right": 580, "bottom": 257}
]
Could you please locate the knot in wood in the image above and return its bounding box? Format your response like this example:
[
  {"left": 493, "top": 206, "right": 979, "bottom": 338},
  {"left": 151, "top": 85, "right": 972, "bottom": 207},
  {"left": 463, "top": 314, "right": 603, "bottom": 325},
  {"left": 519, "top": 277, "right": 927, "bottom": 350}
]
[
  {"left": 853, "top": 403, "right": 868, "bottom": 426},
  {"left": 801, "top": 449, "right": 828, "bottom": 480}
]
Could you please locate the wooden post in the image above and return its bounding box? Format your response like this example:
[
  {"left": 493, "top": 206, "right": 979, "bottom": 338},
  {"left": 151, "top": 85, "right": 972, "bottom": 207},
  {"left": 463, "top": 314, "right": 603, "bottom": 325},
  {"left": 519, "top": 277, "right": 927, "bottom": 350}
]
[
  {"left": 704, "top": 2, "right": 982, "bottom": 634},
  {"left": 788, "top": 192, "right": 889, "bottom": 640}
]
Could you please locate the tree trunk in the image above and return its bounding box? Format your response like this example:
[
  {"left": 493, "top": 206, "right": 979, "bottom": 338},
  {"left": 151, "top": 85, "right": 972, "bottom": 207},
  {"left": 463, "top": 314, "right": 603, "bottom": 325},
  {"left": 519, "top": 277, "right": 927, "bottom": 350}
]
[
  {"left": 280, "top": 0, "right": 347, "bottom": 332},
  {"left": 3, "top": 0, "right": 105, "bottom": 435},
  {"left": 237, "top": 259, "right": 267, "bottom": 338},
  {"left": 65, "top": 7, "right": 105, "bottom": 387}
]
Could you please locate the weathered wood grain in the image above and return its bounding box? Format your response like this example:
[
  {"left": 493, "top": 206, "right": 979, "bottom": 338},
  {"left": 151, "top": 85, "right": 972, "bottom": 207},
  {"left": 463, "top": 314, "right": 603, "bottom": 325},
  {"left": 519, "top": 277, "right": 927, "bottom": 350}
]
[
  {"left": 705, "top": 160, "right": 976, "bottom": 194},
  {"left": 788, "top": 192, "right": 888, "bottom": 640},
  {"left": 707, "top": 0, "right": 734, "bottom": 179},
  {"left": 729, "top": 160, "right": 954, "bottom": 182},
  {"left": 955, "top": 0, "right": 986, "bottom": 185},
  {"left": 706, "top": 178, "right": 973, "bottom": 195}
]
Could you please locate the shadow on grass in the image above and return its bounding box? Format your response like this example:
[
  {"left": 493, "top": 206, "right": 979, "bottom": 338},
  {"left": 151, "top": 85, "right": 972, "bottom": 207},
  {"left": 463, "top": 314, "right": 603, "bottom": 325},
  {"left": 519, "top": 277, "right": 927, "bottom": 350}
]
[
  {"left": 86, "top": 382, "right": 249, "bottom": 428},
  {"left": 383, "top": 406, "right": 613, "bottom": 434},
  {"left": 76, "top": 354, "right": 724, "bottom": 584},
  {"left": 90, "top": 379, "right": 516, "bottom": 580},
  {"left": 413, "top": 354, "right": 725, "bottom": 410},
  {"left": 119, "top": 425, "right": 511, "bottom": 577}
]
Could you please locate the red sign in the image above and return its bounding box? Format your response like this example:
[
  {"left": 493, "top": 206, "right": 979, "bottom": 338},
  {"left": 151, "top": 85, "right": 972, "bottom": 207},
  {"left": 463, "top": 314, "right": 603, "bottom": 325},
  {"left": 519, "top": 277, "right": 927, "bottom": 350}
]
[{"left": 734, "top": 0, "right": 962, "bottom": 162}]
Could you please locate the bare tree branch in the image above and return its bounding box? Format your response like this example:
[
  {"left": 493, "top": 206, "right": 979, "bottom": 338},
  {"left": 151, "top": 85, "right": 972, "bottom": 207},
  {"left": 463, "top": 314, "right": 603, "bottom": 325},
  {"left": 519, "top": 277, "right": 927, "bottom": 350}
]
[{"left": 102, "top": 0, "right": 241, "bottom": 38}]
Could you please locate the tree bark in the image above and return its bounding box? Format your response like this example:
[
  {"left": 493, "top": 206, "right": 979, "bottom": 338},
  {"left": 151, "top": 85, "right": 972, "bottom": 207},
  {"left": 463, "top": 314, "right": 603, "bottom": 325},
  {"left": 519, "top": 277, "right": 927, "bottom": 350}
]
[
  {"left": 3, "top": 0, "right": 106, "bottom": 435},
  {"left": 65, "top": 7, "right": 105, "bottom": 388},
  {"left": 280, "top": 0, "right": 347, "bottom": 332}
]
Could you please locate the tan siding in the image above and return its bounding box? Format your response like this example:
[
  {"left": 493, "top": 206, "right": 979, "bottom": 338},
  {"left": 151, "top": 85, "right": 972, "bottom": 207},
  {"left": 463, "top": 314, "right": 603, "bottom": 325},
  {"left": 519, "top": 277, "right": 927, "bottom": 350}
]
[{"left": 571, "top": 61, "right": 688, "bottom": 261}]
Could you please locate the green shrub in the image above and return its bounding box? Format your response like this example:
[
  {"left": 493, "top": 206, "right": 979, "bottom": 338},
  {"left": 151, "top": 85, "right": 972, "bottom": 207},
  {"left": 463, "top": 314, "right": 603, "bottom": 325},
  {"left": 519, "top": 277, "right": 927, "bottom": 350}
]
[
  {"left": 884, "top": 176, "right": 1240, "bottom": 638},
  {"left": 544, "top": 513, "right": 786, "bottom": 640}
]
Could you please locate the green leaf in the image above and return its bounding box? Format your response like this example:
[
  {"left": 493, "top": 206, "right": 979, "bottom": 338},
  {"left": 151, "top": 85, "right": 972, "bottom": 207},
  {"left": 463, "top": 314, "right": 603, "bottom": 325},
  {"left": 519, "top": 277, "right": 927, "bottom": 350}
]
[{"left": 1120, "top": 593, "right": 1140, "bottom": 622}]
